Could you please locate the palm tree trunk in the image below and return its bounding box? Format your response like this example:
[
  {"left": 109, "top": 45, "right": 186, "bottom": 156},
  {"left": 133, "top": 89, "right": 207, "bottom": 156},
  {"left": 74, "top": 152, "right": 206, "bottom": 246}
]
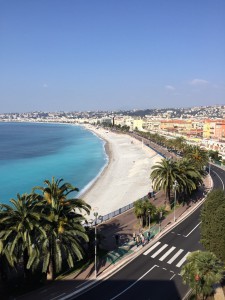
[
  {"left": 23, "top": 248, "right": 31, "bottom": 281},
  {"left": 47, "top": 241, "right": 55, "bottom": 280},
  {"left": 47, "top": 258, "right": 55, "bottom": 280}
]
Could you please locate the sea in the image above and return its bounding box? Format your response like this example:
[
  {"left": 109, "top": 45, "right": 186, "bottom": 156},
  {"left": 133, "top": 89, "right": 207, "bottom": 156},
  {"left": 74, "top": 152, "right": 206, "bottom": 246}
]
[{"left": 0, "top": 122, "right": 108, "bottom": 205}]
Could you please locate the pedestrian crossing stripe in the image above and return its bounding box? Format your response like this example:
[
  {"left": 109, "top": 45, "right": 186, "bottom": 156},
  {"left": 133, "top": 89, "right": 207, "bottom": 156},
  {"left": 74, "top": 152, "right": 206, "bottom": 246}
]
[
  {"left": 176, "top": 252, "right": 190, "bottom": 268},
  {"left": 151, "top": 244, "right": 168, "bottom": 258},
  {"left": 167, "top": 249, "right": 184, "bottom": 264},
  {"left": 159, "top": 246, "right": 176, "bottom": 261},
  {"left": 143, "top": 241, "right": 161, "bottom": 256},
  {"left": 143, "top": 242, "right": 190, "bottom": 267}
]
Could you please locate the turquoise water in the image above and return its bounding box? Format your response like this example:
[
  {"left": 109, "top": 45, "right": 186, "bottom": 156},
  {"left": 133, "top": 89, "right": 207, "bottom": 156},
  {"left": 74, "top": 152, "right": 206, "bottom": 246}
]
[{"left": 0, "top": 122, "right": 107, "bottom": 204}]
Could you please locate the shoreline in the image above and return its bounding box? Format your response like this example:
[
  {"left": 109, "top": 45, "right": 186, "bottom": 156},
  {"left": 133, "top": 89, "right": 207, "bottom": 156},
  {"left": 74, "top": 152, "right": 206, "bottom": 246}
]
[
  {"left": 80, "top": 125, "right": 162, "bottom": 218},
  {"left": 78, "top": 128, "right": 111, "bottom": 200}
]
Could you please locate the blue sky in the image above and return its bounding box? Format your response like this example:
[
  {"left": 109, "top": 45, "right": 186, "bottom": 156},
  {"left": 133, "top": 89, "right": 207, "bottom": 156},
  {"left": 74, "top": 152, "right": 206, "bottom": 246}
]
[{"left": 1, "top": 0, "right": 224, "bottom": 112}]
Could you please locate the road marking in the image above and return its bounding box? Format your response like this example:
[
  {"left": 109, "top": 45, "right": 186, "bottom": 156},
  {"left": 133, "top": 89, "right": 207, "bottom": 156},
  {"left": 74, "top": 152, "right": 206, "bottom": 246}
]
[
  {"left": 50, "top": 293, "right": 66, "bottom": 300},
  {"left": 163, "top": 267, "right": 167, "bottom": 270},
  {"left": 177, "top": 233, "right": 181, "bottom": 236},
  {"left": 167, "top": 249, "right": 184, "bottom": 264},
  {"left": 151, "top": 244, "right": 168, "bottom": 258},
  {"left": 109, "top": 265, "right": 159, "bottom": 300},
  {"left": 170, "top": 274, "right": 176, "bottom": 280},
  {"left": 170, "top": 270, "right": 174, "bottom": 273},
  {"left": 159, "top": 246, "right": 176, "bottom": 261},
  {"left": 184, "top": 222, "right": 201, "bottom": 237},
  {"left": 212, "top": 169, "right": 225, "bottom": 190},
  {"left": 143, "top": 241, "right": 161, "bottom": 256},
  {"left": 176, "top": 252, "right": 190, "bottom": 268}
]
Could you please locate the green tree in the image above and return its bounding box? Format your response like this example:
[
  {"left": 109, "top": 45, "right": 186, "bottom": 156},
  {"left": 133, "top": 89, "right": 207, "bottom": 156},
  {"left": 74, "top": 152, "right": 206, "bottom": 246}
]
[
  {"left": 184, "top": 145, "right": 208, "bottom": 172},
  {"left": 181, "top": 251, "right": 224, "bottom": 300},
  {"left": 0, "top": 193, "right": 45, "bottom": 280},
  {"left": 176, "top": 158, "right": 203, "bottom": 196},
  {"left": 173, "top": 136, "right": 186, "bottom": 152},
  {"left": 208, "top": 150, "right": 221, "bottom": 162},
  {"left": 133, "top": 199, "right": 145, "bottom": 227},
  {"left": 150, "top": 158, "right": 181, "bottom": 203},
  {"left": 142, "top": 199, "right": 156, "bottom": 228},
  {"left": 200, "top": 189, "right": 225, "bottom": 262},
  {"left": 33, "top": 177, "right": 91, "bottom": 280}
]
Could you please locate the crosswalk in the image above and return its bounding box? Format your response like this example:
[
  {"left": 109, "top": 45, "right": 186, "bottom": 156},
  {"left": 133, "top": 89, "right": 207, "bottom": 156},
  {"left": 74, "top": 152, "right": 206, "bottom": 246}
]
[{"left": 143, "top": 241, "right": 190, "bottom": 268}]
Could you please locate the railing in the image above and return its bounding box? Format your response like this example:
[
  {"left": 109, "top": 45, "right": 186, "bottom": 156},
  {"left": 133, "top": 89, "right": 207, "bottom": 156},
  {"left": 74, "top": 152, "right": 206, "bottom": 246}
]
[
  {"left": 96, "top": 135, "right": 164, "bottom": 224},
  {"left": 100, "top": 203, "right": 134, "bottom": 223}
]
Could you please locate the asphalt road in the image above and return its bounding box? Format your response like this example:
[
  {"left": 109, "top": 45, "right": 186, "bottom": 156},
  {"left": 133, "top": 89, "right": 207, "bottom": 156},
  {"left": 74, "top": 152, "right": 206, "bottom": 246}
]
[{"left": 72, "top": 164, "right": 225, "bottom": 300}]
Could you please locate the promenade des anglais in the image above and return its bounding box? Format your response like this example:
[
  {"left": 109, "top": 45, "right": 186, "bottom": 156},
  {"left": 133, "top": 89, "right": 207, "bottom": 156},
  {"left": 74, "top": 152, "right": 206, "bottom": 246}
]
[{"left": 1, "top": 0, "right": 225, "bottom": 299}]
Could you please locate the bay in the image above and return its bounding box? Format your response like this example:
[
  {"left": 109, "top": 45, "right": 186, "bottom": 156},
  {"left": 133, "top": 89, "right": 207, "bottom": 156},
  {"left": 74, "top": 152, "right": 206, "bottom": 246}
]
[{"left": 0, "top": 122, "right": 107, "bottom": 204}]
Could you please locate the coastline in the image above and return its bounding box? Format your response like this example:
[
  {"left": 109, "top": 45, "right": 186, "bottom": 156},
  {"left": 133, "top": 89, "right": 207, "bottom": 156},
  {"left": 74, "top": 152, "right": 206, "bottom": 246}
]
[{"left": 80, "top": 125, "right": 162, "bottom": 218}]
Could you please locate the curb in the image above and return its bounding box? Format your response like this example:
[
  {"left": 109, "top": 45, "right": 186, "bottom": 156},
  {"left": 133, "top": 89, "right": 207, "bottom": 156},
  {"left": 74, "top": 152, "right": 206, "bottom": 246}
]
[{"left": 63, "top": 189, "right": 211, "bottom": 300}]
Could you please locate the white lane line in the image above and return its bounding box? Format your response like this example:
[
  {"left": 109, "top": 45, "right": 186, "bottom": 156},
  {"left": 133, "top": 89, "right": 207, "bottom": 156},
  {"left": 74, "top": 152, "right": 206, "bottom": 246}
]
[
  {"left": 109, "top": 265, "right": 159, "bottom": 300},
  {"left": 184, "top": 222, "right": 201, "bottom": 237},
  {"left": 151, "top": 244, "right": 168, "bottom": 258},
  {"left": 177, "top": 233, "right": 181, "bottom": 236},
  {"left": 50, "top": 293, "right": 66, "bottom": 300},
  {"left": 163, "top": 268, "right": 167, "bottom": 270},
  {"left": 170, "top": 274, "right": 176, "bottom": 280},
  {"left": 212, "top": 169, "right": 225, "bottom": 190},
  {"left": 159, "top": 246, "right": 176, "bottom": 261},
  {"left": 143, "top": 241, "right": 161, "bottom": 256},
  {"left": 176, "top": 252, "right": 190, "bottom": 268},
  {"left": 167, "top": 249, "right": 184, "bottom": 264}
]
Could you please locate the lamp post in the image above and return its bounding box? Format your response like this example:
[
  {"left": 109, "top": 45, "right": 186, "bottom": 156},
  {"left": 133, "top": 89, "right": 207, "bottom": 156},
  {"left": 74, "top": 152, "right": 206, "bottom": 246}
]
[
  {"left": 173, "top": 180, "right": 178, "bottom": 222},
  {"left": 93, "top": 212, "right": 102, "bottom": 279},
  {"left": 159, "top": 211, "right": 162, "bottom": 232},
  {"left": 148, "top": 209, "right": 151, "bottom": 231}
]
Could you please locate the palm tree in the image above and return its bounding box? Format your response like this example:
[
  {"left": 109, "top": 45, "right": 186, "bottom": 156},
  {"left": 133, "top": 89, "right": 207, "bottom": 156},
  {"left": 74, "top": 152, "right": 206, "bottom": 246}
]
[
  {"left": 142, "top": 199, "right": 156, "bottom": 228},
  {"left": 133, "top": 199, "right": 145, "bottom": 227},
  {"left": 150, "top": 158, "right": 181, "bottom": 204},
  {"left": 33, "top": 177, "right": 91, "bottom": 280},
  {"left": 0, "top": 193, "right": 45, "bottom": 280},
  {"left": 176, "top": 158, "right": 203, "bottom": 196},
  {"left": 184, "top": 146, "right": 208, "bottom": 172},
  {"left": 173, "top": 136, "right": 186, "bottom": 153},
  {"left": 181, "top": 251, "right": 224, "bottom": 300}
]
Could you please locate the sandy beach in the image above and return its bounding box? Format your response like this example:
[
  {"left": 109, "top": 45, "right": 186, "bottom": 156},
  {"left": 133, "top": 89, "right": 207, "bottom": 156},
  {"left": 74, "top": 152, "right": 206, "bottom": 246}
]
[{"left": 80, "top": 125, "right": 162, "bottom": 218}]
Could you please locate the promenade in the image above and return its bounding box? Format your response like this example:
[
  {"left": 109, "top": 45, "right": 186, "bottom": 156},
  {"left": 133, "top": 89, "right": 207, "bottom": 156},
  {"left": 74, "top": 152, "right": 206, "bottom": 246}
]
[
  {"left": 15, "top": 173, "right": 215, "bottom": 300},
  {"left": 11, "top": 134, "right": 224, "bottom": 300}
]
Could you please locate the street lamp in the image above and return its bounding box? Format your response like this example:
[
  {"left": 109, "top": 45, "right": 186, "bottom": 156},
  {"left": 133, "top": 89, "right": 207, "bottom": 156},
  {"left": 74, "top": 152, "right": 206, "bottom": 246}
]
[
  {"left": 148, "top": 209, "right": 151, "bottom": 231},
  {"left": 173, "top": 180, "right": 178, "bottom": 222},
  {"left": 93, "top": 212, "right": 102, "bottom": 279},
  {"left": 159, "top": 211, "right": 163, "bottom": 232}
]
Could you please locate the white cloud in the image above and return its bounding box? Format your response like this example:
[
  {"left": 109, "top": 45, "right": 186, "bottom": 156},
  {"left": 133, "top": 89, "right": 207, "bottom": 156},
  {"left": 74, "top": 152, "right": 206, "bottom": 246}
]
[
  {"left": 165, "top": 85, "right": 175, "bottom": 91},
  {"left": 189, "top": 78, "right": 209, "bottom": 86}
]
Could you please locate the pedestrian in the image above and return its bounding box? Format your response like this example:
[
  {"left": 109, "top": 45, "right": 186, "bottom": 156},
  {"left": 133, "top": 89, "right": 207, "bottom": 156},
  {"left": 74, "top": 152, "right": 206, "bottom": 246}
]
[
  {"left": 147, "top": 231, "right": 151, "bottom": 242},
  {"left": 140, "top": 233, "right": 145, "bottom": 246},
  {"left": 136, "top": 234, "right": 140, "bottom": 246},
  {"left": 133, "top": 232, "right": 136, "bottom": 242}
]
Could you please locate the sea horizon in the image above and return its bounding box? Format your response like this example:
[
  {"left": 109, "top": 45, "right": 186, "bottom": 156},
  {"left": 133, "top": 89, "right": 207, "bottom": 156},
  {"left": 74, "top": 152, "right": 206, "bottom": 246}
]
[{"left": 0, "top": 122, "right": 108, "bottom": 205}]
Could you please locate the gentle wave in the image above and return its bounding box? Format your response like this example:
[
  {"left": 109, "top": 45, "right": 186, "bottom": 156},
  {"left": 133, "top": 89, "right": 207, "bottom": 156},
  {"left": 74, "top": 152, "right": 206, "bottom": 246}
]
[{"left": 0, "top": 122, "right": 107, "bottom": 204}]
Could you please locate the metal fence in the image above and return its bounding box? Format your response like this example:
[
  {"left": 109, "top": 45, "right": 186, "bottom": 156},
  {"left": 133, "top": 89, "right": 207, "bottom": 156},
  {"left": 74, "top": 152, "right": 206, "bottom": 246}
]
[
  {"left": 100, "top": 203, "right": 134, "bottom": 223},
  {"left": 96, "top": 137, "right": 164, "bottom": 225}
]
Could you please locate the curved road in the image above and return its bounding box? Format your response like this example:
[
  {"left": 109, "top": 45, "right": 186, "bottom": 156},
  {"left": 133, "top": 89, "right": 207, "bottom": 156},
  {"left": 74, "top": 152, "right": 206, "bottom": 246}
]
[{"left": 71, "top": 164, "right": 225, "bottom": 300}]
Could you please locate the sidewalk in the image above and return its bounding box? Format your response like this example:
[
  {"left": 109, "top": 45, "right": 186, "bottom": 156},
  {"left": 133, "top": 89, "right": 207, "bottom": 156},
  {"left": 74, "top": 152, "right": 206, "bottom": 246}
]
[
  {"left": 15, "top": 173, "right": 217, "bottom": 300},
  {"left": 70, "top": 174, "right": 212, "bottom": 281}
]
